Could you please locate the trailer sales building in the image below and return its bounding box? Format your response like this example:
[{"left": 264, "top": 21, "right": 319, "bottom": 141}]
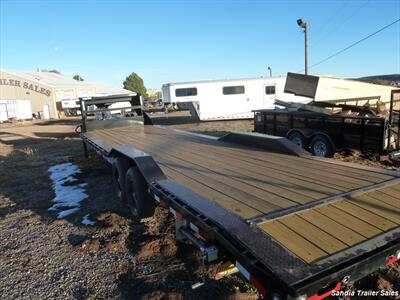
[{"left": 0, "top": 69, "right": 130, "bottom": 119}]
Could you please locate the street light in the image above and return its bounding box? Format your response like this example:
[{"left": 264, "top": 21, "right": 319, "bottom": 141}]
[
  {"left": 267, "top": 66, "right": 272, "bottom": 77},
  {"left": 297, "top": 18, "right": 308, "bottom": 75}
]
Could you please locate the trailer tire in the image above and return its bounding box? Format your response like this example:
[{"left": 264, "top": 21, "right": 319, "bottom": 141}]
[
  {"left": 288, "top": 131, "right": 308, "bottom": 149},
  {"left": 310, "top": 135, "right": 334, "bottom": 158},
  {"left": 125, "top": 166, "right": 155, "bottom": 221},
  {"left": 112, "top": 156, "right": 131, "bottom": 203}
]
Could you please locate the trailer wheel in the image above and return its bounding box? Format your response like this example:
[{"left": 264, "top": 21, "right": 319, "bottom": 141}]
[
  {"left": 288, "top": 131, "right": 308, "bottom": 149},
  {"left": 125, "top": 166, "right": 155, "bottom": 221},
  {"left": 112, "top": 156, "right": 131, "bottom": 203},
  {"left": 310, "top": 135, "right": 334, "bottom": 158}
]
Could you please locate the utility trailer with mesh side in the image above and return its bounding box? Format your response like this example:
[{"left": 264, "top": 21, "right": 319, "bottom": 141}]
[
  {"left": 79, "top": 95, "right": 400, "bottom": 300},
  {"left": 253, "top": 90, "right": 400, "bottom": 159}
]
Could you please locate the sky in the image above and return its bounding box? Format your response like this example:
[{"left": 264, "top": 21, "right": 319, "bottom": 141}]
[{"left": 0, "top": 0, "right": 399, "bottom": 89}]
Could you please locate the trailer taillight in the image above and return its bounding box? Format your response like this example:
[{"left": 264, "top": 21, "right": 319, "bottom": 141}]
[
  {"left": 306, "top": 276, "right": 349, "bottom": 300},
  {"left": 153, "top": 194, "right": 167, "bottom": 206},
  {"left": 386, "top": 250, "right": 400, "bottom": 266},
  {"left": 235, "top": 261, "right": 266, "bottom": 296}
]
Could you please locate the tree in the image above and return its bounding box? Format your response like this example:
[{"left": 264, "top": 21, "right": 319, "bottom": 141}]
[
  {"left": 155, "top": 91, "right": 162, "bottom": 99},
  {"left": 73, "top": 74, "right": 84, "bottom": 81},
  {"left": 48, "top": 69, "right": 61, "bottom": 74},
  {"left": 123, "top": 72, "right": 147, "bottom": 98}
]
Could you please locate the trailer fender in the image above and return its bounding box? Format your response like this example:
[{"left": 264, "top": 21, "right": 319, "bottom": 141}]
[
  {"left": 286, "top": 128, "right": 315, "bottom": 139},
  {"left": 108, "top": 145, "right": 167, "bottom": 184},
  {"left": 286, "top": 130, "right": 310, "bottom": 149}
]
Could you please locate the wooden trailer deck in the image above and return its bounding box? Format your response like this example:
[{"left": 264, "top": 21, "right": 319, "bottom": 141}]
[{"left": 83, "top": 124, "right": 400, "bottom": 263}]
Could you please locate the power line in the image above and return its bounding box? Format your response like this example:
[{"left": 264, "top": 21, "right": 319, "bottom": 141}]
[
  {"left": 312, "top": 0, "right": 351, "bottom": 44},
  {"left": 312, "top": 0, "right": 370, "bottom": 47},
  {"left": 307, "top": 18, "right": 400, "bottom": 71}
]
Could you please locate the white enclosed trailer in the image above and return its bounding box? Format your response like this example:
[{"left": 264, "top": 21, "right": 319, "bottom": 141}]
[
  {"left": 0, "top": 100, "right": 32, "bottom": 122},
  {"left": 161, "top": 77, "right": 311, "bottom": 121}
]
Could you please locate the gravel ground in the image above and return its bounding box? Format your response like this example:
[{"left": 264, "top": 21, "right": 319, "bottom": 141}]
[{"left": 0, "top": 118, "right": 398, "bottom": 299}]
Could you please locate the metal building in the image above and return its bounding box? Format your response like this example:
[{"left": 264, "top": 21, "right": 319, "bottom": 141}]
[{"left": 0, "top": 69, "right": 131, "bottom": 119}]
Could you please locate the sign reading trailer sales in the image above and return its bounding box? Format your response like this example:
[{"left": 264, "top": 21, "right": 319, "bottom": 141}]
[{"left": 0, "top": 78, "right": 52, "bottom": 97}]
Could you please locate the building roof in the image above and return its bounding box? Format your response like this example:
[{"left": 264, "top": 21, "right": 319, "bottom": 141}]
[{"left": 1, "top": 69, "right": 133, "bottom": 95}]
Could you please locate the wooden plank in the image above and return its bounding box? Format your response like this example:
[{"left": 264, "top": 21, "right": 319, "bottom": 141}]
[
  {"left": 175, "top": 128, "right": 392, "bottom": 183},
  {"left": 389, "top": 184, "right": 400, "bottom": 192},
  {"left": 160, "top": 165, "right": 261, "bottom": 218},
  {"left": 117, "top": 132, "right": 292, "bottom": 212},
  {"left": 380, "top": 186, "right": 400, "bottom": 200},
  {"left": 160, "top": 159, "right": 282, "bottom": 214},
  {"left": 197, "top": 142, "right": 374, "bottom": 190},
  {"left": 366, "top": 191, "right": 400, "bottom": 210},
  {"left": 257, "top": 220, "right": 328, "bottom": 263},
  {"left": 279, "top": 215, "right": 347, "bottom": 254},
  {"left": 166, "top": 150, "right": 305, "bottom": 206},
  {"left": 297, "top": 210, "right": 365, "bottom": 246},
  {"left": 88, "top": 130, "right": 261, "bottom": 218},
  {"left": 349, "top": 195, "right": 400, "bottom": 224},
  {"left": 133, "top": 124, "right": 390, "bottom": 183},
  {"left": 94, "top": 126, "right": 382, "bottom": 209},
  {"left": 110, "top": 129, "right": 329, "bottom": 203},
  {"left": 100, "top": 125, "right": 392, "bottom": 184},
  {"left": 332, "top": 201, "right": 397, "bottom": 231},
  {"left": 316, "top": 205, "right": 382, "bottom": 238},
  {"left": 138, "top": 131, "right": 339, "bottom": 199},
  {"left": 308, "top": 156, "right": 398, "bottom": 180},
  {"left": 158, "top": 129, "right": 375, "bottom": 190},
  {"left": 181, "top": 143, "right": 351, "bottom": 193},
  {"left": 114, "top": 132, "right": 293, "bottom": 215},
  {"left": 138, "top": 132, "right": 334, "bottom": 201}
]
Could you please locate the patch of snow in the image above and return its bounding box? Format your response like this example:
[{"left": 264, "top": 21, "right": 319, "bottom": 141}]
[
  {"left": 57, "top": 207, "right": 80, "bottom": 218},
  {"left": 48, "top": 162, "right": 88, "bottom": 219},
  {"left": 82, "top": 214, "right": 96, "bottom": 226}
]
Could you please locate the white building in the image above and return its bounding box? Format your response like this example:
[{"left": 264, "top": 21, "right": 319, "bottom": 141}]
[{"left": 0, "top": 69, "right": 131, "bottom": 119}]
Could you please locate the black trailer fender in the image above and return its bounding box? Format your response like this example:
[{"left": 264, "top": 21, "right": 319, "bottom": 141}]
[
  {"left": 286, "top": 129, "right": 310, "bottom": 149},
  {"left": 286, "top": 128, "right": 314, "bottom": 139},
  {"left": 108, "top": 145, "right": 167, "bottom": 184}
]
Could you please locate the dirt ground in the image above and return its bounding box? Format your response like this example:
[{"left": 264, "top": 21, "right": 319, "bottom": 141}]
[{"left": 0, "top": 118, "right": 399, "bottom": 300}]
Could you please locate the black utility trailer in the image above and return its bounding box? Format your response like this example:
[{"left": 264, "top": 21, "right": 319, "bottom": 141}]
[
  {"left": 254, "top": 90, "right": 400, "bottom": 159},
  {"left": 78, "top": 95, "right": 400, "bottom": 300}
]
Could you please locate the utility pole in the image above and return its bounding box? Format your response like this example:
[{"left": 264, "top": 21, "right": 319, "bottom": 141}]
[
  {"left": 297, "top": 19, "right": 308, "bottom": 75},
  {"left": 267, "top": 66, "right": 272, "bottom": 77}
]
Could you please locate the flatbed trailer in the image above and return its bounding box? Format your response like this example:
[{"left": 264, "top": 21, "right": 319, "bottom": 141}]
[{"left": 79, "top": 95, "right": 400, "bottom": 300}]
